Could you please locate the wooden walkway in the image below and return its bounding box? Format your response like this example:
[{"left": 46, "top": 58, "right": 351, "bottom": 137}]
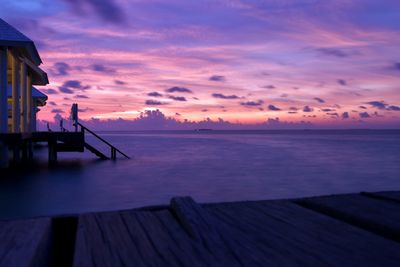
[{"left": 1, "top": 191, "right": 400, "bottom": 266}]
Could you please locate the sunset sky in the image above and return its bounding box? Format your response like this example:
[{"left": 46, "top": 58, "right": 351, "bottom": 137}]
[{"left": 1, "top": 0, "right": 400, "bottom": 128}]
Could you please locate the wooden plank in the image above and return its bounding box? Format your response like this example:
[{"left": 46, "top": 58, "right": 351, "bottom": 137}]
[
  {"left": 131, "top": 210, "right": 204, "bottom": 267},
  {"left": 297, "top": 193, "right": 400, "bottom": 242},
  {"left": 362, "top": 191, "right": 400, "bottom": 203},
  {"left": 171, "top": 197, "right": 271, "bottom": 266},
  {"left": 0, "top": 218, "right": 52, "bottom": 267},
  {"left": 208, "top": 202, "right": 340, "bottom": 267},
  {"left": 118, "top": 211, "right": 168, "bottom": 267},
  {"left": 154, "top": 210, "right": 217, "bottom": 266},
  {"left": 76, "top": 210, "right": 211, "bottom": 267},
  {"left": 206, "top": 200, "right": 400, "bottom": 267},
  {"left": 73, "top": 212, "right": 147, "bottom": 267}
]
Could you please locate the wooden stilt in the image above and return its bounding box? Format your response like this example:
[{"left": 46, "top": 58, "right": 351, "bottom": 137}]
[
  {"left": 20, "top": 62, "right": 27, "bottom": 132},
  {"left": 27, "top": 74, "right": 32, "bottom": 132},
  {"left": 11, "top": 51, "right": 20, "bottom": 133},
  {"left": 0, "top": 47, "right": 9, "bottom": 168},
  {"left": 13, "top": 144, "right": 20, "bottom": 163},
  {"left": 48, "top": 139, "right": 57, "bottom": 164}
]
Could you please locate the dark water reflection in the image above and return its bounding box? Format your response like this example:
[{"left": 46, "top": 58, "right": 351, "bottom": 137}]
[{"left": 1, "top": 130, "right": 399, "bottom": 220}]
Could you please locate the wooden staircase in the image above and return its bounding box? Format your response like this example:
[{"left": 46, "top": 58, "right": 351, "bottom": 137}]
[
  {"left": 83, "top": 142, "right": 109, "bottom": 160},
  {"left": 46, "top": 123, "right": 129, "bottom": 161},
  {"left": 77, "top": 122, "right": 130, "bottom": 160}
]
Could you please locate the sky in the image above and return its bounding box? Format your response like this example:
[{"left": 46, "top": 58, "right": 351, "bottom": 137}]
[{"left": 1, "top": 0, "right": 400, "bottom": 129}]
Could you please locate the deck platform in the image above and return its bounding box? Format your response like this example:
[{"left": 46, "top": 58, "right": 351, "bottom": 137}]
[
  {"left": 1, "top": 191, "right": 400, "bottom": 266},
  {"left": 1, "top": 125, "right": 129, "bottom": 167}
]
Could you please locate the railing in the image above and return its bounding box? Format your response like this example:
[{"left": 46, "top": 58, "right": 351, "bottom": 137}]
[{"left": 76, "top": 122, "right": 130, "bottom": 160}]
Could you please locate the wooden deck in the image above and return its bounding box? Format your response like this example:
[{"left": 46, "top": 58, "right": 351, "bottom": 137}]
[
  {"left": 1, "top": 191, "right": 400, "bottom": 266},
  {"left": 0, "top": 126, "right": 129, "bottom": 167}
]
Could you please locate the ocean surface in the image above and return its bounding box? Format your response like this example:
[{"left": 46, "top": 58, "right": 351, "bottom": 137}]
[{"left": 1, "top": 130, "right": 400, "bottom": 220}]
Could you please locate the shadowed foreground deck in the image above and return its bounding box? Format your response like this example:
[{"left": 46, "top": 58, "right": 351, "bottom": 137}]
[{"left": 1, "top": 191, "right": 400, "bottom": 266}]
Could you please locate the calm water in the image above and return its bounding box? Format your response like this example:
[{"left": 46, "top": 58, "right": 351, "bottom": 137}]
[{"left": 1, "top": 130, "right": 400, "bottom": 220}]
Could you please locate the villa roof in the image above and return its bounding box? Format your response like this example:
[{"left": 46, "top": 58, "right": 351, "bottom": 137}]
[
  {"left": 0, "top": 18, "right": 42, "bottom": 66},
  {"left": 7, "top": 84, "right": 48, "bottom": 106}
]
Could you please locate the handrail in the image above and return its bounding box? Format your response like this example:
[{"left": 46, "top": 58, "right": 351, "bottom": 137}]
[{"left": 76, "top": 122, "right": 130, "bottom": 159}]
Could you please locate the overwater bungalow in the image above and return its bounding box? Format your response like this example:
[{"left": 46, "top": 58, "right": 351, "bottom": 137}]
[
  {"left": 0, "top": 19, "right": 128, "bottom": 167},
  {"left": 0, "top": 18, "right": 49, "bottom": 166},
  {"left": 0, "top": 18, "right": 49, "bottom": 133}
]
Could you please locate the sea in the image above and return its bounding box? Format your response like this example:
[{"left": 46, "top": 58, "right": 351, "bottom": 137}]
[{"left": 1, "top": 130, "right": 399, "bottom": 220}]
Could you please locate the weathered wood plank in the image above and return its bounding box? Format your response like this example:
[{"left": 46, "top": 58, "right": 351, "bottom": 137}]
[
  {"left": 118, "top": 211, "right": 165, "bottom": 267},
  {"left": 133, "top": 210, "right": 205, "bottom": 267},
  {"left": 297, "top": 193, "right": 400, "bottom": 242},
  {"left": 74, "top": 213, "right": 120, "bottom": 267},
  {"left": 0, "top": 218, "right": 52, "bottom": 267},
  {"left": 74, "top": 212, "right": 152, "bottom": 267},
  {"left": 362, "top": 191, "right": 400, "bottom": 203},
  {"left": 206, "top": 200, "right": 400, "bottom": 267},
  {"left": 208, "top": 202, "right": 340, "bottom": 267},
  {"left": 75, "top": 209, "right": 212, "bottom": 267},
  {"left": 171, "top": 197, "right": 271, "bottom": 266},
  {"left": 154, "top": 210, "right": 217, "bottom": 266}
]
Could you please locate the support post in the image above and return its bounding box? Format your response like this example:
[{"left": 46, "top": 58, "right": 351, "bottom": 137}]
[
  {"left": 20, "top": 62, "right": 27, "bottom": 132},
  {"left": 11, "top": 51, "right": 20, "bottom": 133},
  {"left": 111, "top": 147, "right": 116, "bottom": 160},
  {"left": 0, "top": 47, "right": 9, "bottom": 168},
  {"left": 27, "top": 74, "right": 32, "bottom": 132},
  {"left": 48, "top": 138, "right": 57, "bottom": 165}
]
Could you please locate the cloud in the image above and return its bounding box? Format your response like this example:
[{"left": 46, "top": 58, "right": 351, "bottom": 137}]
[
  {"left": 268, "top": 104, "right": 281, "bottom": 111},
  {"left": 169, "top": 95, "right": 187, "bottom": 101},
  {"left": 388, "top": 105, "right": 400, "bottom": 111},
  {"left": 166, "top": 87, "right": 192, "bottom": 93},
  {"left": 337, "top": 79, "right": 347, "bottom": 86},
  {"left": 63, "top": 80, "right": 83, "bottom": 89},
  {"left": 91, "top": 64, "right": 115, "bottom": 73},
  {"left": 114, "top": 80, "right": 126, "bottom": 85},
  {"left": 212, "top": 93, "right": 239, "bottom": 99},
  {"left": 314, "top": 97, "right": 325, "bottom": 103},
  {"left": 59, "top": 86, "right": 74, "bottom": 94},
  {"left": 359, "top": 106, "right": 367, "bottom": 109},
  {"left": 240, "top": 100, "right": 264, "bottom": 106},
  {"left": 322, "top": 108, "right": 333, "bottom": 112},
  {"left": 42, "top": 88, "right": 59, "bottom": 95},
  {"left": 48, "top": 101, "right": 57, "bottom": 106},
  {"left": 366, "top": 101, "right": 386, "bottom": 109},
  {"left": 52, "top": 62, "right": 71, "bottom": 76},
  {"left": 342, "top": 112, "right": 349, "bottom": 119},
  {"left": 148, "top": 92, "right": 163, "bottom": 97},
  {"left": 393, "top": 63, "right": 400, "bottom": 71},
  {"left": 58, "top": 80, "right": 90, "bottom": 94},
  {"left": 289, "top": 107, "right": 298, "bottom": 111},
  {"left": 366, "top": 101, "right": 400, "bottom": 111},
  {"left": 75, "top": 94, "right": 89, "bottom": 99},
  {"left": 303, "top": 106, "right": 313, "bottom": 112},
  {"left": 359, "top": 112, "right": 371, "bottom": 118},
  {"left": 40, "top": 109, "right": 317, "bottom": 131},
  {"left": 317, "top": 48, "right": 349, "bottom": 58},
  {"left": 209, "top": 75, "right": 226, "bottom": 82},
  {"left": 145, "top": 100, "right": 164, "bottom": 106},
  {"left": 262, "top": 85, "right": 275, "bottom": 89},
  {"left": 51, "top": 108, "right": 64, "bottom": 113},
  {"left": 62, "top": 0, "right": 126, "bottom": 24},
  {"left": 78, "top": 107, "right": 94, "bottom": 113},
  {"left": 327, "top": 112, "right": 339, "bottom": 117}
]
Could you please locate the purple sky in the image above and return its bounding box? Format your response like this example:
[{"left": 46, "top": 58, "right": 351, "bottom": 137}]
[{"left": 2, "top": 0, "right": 400, "bottom": 129}]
